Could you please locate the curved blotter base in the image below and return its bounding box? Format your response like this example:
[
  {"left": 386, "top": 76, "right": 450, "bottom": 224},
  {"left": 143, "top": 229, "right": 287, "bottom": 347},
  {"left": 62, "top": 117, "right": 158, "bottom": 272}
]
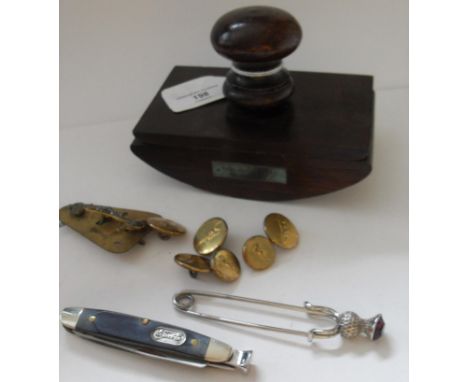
[{"left": 131, "top": 139, "right": 372, "bottom": 201}]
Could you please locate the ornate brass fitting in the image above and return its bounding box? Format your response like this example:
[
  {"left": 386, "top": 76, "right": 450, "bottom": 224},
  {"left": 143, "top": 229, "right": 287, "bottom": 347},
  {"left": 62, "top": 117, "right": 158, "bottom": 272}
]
[{"left": 59, "top": 203, "right": 186, "bottom": 253}]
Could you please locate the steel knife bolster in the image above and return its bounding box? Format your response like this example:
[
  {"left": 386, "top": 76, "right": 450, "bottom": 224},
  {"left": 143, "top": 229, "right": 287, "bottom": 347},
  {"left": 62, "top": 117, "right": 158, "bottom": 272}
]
[{"left": 60, "top": 307, "right": 252, "bottom": 372}]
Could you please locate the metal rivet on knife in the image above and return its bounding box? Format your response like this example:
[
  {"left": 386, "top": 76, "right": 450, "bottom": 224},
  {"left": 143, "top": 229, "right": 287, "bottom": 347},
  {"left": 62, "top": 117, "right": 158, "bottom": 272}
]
[{"left": 88, "top": 315, "right": 96, "bottom": 322}]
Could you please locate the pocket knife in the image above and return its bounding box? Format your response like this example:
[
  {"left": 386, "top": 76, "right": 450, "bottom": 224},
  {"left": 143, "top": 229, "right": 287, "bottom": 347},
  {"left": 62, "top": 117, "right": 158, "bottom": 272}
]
[{"left": 60, "top": 307, "right": 252, "bottom": 372}]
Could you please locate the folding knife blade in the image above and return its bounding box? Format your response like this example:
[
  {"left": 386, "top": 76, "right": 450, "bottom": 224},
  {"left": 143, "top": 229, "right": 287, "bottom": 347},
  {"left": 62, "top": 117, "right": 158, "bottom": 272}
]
[{"left": 60, "top": 307, "right": 252, "bottom": 372}]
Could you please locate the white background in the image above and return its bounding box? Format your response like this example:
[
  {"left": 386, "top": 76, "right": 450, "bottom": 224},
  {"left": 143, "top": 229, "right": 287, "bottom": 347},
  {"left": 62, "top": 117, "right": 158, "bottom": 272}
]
[{"left": 59, "top": 1, "right": 407, "bottom": 381}]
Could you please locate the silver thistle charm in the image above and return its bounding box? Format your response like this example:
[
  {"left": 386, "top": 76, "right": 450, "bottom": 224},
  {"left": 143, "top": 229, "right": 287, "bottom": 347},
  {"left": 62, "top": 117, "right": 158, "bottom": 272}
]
[
  {"left": 338, "top": 311, "right": 385, "bottom": 340},
  {"left": 305, "top": 302, "right": 385, "bottom": 342}
]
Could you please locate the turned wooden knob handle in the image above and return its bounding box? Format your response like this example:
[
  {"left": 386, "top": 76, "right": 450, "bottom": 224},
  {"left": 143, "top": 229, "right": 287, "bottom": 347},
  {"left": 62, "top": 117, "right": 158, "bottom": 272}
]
[{"left": 211, "top": 6, "right": 302, "bottom": 108}]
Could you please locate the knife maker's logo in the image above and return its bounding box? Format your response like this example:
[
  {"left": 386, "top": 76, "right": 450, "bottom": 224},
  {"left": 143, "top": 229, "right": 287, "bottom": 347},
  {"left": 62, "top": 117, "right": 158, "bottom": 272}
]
[{"left": 151, "top": 327, "right": 187, "bottom": 346}]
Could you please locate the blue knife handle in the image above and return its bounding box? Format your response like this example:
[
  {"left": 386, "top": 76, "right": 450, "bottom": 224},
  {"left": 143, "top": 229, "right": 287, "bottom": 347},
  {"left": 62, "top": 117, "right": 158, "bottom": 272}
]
[{"left": 74, "top": 308, "right": 211, "bottom": 360}]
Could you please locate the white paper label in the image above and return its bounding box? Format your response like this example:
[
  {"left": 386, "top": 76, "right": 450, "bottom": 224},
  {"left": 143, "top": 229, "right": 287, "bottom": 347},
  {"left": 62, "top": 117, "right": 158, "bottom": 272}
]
[{"left": 161, "top": 76, "right": 226, "bottom": 113}]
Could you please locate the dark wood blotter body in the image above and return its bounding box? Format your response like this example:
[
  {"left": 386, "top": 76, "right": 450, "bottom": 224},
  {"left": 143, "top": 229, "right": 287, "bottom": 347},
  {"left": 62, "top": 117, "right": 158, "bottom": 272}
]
[{"left": 131, "top": 66, "right": 374, "bottom": 201}]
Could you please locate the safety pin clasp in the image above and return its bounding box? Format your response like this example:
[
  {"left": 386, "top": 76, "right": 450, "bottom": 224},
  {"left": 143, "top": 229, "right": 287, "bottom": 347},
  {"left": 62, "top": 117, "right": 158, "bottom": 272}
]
[{"left": 173, "top": 290, "right": 385, "bottom": 343}]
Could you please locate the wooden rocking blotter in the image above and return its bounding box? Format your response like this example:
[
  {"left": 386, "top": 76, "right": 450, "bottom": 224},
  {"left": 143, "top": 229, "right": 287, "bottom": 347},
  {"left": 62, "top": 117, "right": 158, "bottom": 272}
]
[{"left": 131, "top": 6, "right": 374, "bottom": 201}]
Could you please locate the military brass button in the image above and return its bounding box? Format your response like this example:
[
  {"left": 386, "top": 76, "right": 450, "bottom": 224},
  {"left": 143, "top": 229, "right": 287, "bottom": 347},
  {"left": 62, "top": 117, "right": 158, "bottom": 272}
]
[
  {"left": 210, "top": 249, "right": 241, "bottom": 282},
  {"left": 147, "top": 216, "right": 186, "bottom": 236},
  {"left": 263, "top": 213, "right": 299, "bottom": 249},
  {"left": 242, "top": 235, "right": 276, "bottom": 270},
  {"left": 174, "top": 254, "right": 211, "bottom": 273},
  {"left": 193, "top": 217, "right": 228, "bottom": 255}
]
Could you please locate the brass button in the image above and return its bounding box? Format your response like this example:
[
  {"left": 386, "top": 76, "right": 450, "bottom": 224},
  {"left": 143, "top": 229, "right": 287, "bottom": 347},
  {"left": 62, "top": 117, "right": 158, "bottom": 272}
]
[
  {"left": 263, "top": 213, "right": 299, "bottom": 249},
  {"left": 147, "top": 216, "right": 186, "bottom": 236},
  {"left": 210, "top": 249, "right": 241, "bottom": 282},
  {"left": 174, "top": 254, "right": 211, "bottom": 273},
  {"left": 193, "top": 217, "right": 228, "bottom": 255},
  {"left": 242, "top": 235, "right": 276, "bottom": 270}
]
